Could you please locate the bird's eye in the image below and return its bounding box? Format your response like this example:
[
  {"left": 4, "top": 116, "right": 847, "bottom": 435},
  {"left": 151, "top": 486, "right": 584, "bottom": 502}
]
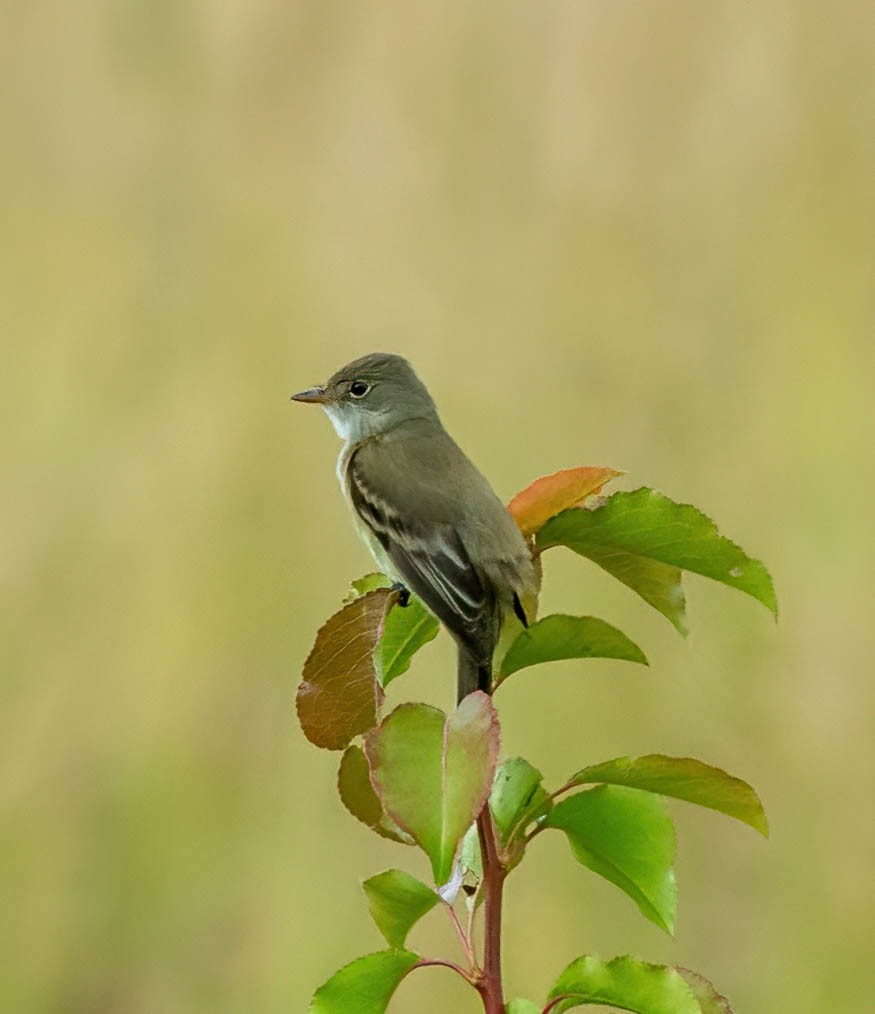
[{"left": 350, "top": 381, "right": 371, "bottom": 398}]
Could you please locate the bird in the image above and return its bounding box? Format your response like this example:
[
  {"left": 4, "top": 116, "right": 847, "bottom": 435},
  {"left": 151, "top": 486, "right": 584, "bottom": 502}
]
[{"left": 292, "top": 352, "right": 537, "bottom": 701}]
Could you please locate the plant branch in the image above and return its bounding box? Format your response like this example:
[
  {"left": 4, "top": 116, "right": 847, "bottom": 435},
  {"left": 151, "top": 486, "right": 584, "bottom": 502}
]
[
  {"left": 475, "top": 806, "right": 506, "bottom": 1014},
  {"left": 524, "top": 822, "right": 548, "bottom": 846},
  {"left": 548, "top": 778, "right": 579, "bottom": 802},
  {"left": 505, "top": 779, "right": 581, "bottom": 847},
  {"left": 445, "top": 902, "right": 475, "bottom": 967},
  {"left": 414, "top": 958, "right": 477, "bottom": 986},
  {"left": 541, "top": 994, "right": 572, "bottom": 1013}
]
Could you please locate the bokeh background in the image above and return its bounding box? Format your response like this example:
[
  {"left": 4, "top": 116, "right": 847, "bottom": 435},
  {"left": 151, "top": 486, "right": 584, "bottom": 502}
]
[{"left": 2, "top": 2, "right": 873, "bottom": 1011}]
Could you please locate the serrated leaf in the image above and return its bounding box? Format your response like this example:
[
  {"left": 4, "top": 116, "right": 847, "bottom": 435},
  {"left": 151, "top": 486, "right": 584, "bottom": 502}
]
[
  {"left": 489, "top": 758, "right": 551, "bottom": 860},
  {"left": 365, "top": 694, "right": 500, "bottom": 885},
  {"left": 537, "top": 495, "right": 685, "bottom": 633},
  {"left": 508, "top": 466, "right": 623, "bottom": 536},
  {"left": 309, "top": 949, "right": 420, "bottom": 1013},
  {"left": 497, "top": 614, "right": 647, "bottom": 684},
  {"left": 547, "top": 954, "right": 700, "bottom": 1014},
  {"left": 362, "top": 870, "right": 439, "bottom": 948},
  {"left": 537, "top": 487, "right": 777, "bottom": 634},
  {"left": 337, "top": 746, "right": 413, "bottom": 845},
  {"left": 569, "top": 754, "right": 768, "bottom": 836},
  {"left": 376, "top": 596, "right": 440, "bottom": 688},
  {"left": 545, "top": 785, "right": 677, "bottom": 933},
  {"left": 297, "top": 589, "right": 391, "bottom": 750},
  {"left": 676, "top": 967, "right": 734, "bottom": 1013}
]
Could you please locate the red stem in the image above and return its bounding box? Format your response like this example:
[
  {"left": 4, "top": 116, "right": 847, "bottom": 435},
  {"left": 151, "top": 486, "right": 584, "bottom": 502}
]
[
  {"left": 541, "top": 995, "right": 572, "bottom": 1013},
  {"left": 475, "top": 807, "right": 506, "bottom": 1013},
  {"left": 414, "top": 958, "right": 477, "bottom": 986},
  {"left": 446, "top": 903, "right": 475, "bottom": 966}
]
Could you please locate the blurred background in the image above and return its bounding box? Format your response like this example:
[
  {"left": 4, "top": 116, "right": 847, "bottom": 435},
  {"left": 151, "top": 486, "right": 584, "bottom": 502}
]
[{"left": 2, "top": 2, "right": 872, "bottom": 1011}]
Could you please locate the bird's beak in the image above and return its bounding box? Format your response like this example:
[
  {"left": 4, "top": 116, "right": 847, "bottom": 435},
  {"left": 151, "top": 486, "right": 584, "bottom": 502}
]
[{"left": 291, "top": 386, "right": 327, "bottom": 404}]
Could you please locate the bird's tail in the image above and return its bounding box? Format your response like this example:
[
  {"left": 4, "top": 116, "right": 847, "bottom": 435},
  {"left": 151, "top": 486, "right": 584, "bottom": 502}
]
[{"left": 457, "top": 645, "right": 492, "bottom": 702}]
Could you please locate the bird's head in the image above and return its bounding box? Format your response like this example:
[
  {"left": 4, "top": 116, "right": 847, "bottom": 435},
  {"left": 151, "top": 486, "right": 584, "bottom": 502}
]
[{"left": 292, "top": 353, "right": 438, "bottom": 441}]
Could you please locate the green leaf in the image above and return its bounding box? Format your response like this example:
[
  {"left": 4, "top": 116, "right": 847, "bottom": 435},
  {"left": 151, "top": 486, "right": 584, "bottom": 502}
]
[
  {"left": 497, "top": 614, "right": 647, "bottom": 683},
  {"left": 505, "top": 1000, "right": 541, "bottom": 1014},
  {"left": 537, "top": 488, "right": 777, "bottom": 634},
  {"left": 489, "top": 758, "right": 552, "bottom": 862},
  {"left": 362, "top": 870, "right": 439, "bottom": 949},
  {"left": 347, "top": 572, "right": 393, "bottom": 601},
  {"left": 676, "top": 967, "right": 734, "bottom": 1013},
  {"left": 545, "top": 786, "right": 677, "bottom": 933},
  {"left": 568, "top": 754, "right": 768, "bottom": 836},
  {"left": 309, "top": 949, "right": 419, "bottom": 1013},
  {"left": 344, "top": 574, "right": 440, "bottom": 688},
  {"left": 376, "top": 596, "right": 440, "bottom": 688},
  {"left": 547, "top": 955, "right": 700, "bottom": 1014},
  {"left": 459, "top": 822, "right": 482, "bottom": 881},
  {"left": 297, "top": 590, "right": 391, "bottom": 750},
  {"left": 364, "top": 694, "right": 500, "bottom": 885},
  {"left": 337, "top": 746, "right": 413, "bottom": 845}
]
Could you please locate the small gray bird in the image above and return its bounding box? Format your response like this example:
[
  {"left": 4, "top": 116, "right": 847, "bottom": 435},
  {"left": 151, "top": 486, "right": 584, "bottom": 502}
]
[{"left": 292, "top": 353, "right": 536, "bottom": 701}]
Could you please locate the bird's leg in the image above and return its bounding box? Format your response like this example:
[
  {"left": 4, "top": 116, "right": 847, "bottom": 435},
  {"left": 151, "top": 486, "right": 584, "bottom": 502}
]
[{"left": 390, "top": 581, "right": 411, "bottom": 607}]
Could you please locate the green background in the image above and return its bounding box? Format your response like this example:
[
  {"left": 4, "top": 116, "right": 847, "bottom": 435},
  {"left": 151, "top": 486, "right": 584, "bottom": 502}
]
[{"left": 2, "top": 3, "right": 872, "bottom": 1011}]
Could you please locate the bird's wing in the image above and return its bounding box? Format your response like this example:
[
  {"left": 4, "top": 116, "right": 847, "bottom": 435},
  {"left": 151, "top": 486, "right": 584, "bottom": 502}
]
[{"left": 346, "top": 437, "right": 495, "bottom": 652}]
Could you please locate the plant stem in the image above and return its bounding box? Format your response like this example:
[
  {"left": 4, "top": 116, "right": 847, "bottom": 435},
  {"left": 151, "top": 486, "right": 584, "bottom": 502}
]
[
  {"left": 541, "top": 995, "right": 569, "bottom": 1013},
  {"left": 446, "top": 903, "right": 475, "bottom": 966},
  {"left": 414, "top": 958, "right": 477, "bottom": 986},
  {"left": 475, "top": 807, "right": 506, "bottom": 1014}
]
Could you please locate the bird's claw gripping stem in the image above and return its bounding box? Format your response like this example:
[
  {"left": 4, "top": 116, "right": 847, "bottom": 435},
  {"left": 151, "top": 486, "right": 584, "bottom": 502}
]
[{"left": 391, "top": 582, "right": 411, "bottom": 607}]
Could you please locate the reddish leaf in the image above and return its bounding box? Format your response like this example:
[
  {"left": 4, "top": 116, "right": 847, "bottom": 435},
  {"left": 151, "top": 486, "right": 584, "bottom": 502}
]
[
  {"left": 296, "top": 589, "right": 391, "bottom": 750},
  {"left": 508, "top": 466, "right": 623, "bottom": 536},
  {"left": 337, "top": 746, "right": 414, "bottom": 844},
  {"left": 676, "top": 967, "right": 734, "bottom": 1013}
]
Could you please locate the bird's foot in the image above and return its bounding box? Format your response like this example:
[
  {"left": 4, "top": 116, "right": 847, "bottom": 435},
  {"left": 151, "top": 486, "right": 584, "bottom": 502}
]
[{"left": 391, "top": 582, "right": 411, "bottom": 607}]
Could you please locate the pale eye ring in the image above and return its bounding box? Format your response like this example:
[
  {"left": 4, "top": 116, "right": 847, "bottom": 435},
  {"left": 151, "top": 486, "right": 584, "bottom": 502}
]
[{"left": 350, "top": 381, "right": 371, "bottom": 398}]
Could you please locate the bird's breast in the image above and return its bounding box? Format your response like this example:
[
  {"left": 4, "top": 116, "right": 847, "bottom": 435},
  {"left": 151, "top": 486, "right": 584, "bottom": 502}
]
[{"left": 336, "top": 441, "right": 400, "bottom": 582}]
